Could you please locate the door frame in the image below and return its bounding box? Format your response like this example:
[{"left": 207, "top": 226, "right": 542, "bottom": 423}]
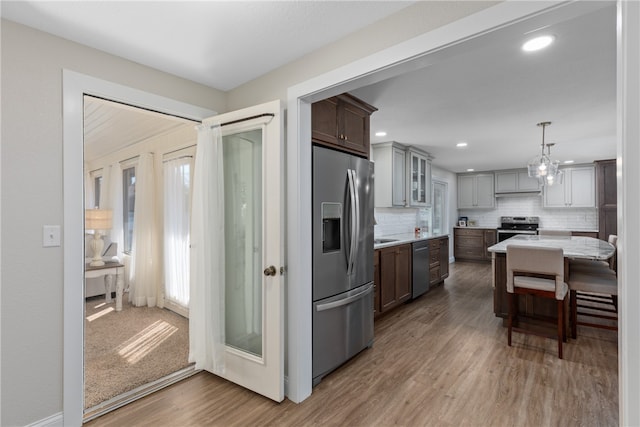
[
  {"left": 285, "top": 2, "right": 639, "bottom": 424},
  {"left": 63, "top": 70, "right": 216, "bottom": 425}
]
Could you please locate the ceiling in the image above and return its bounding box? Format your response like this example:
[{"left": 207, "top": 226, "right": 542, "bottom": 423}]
[
  {"left": 1, "top": 1, "right": 413, "bottom": 91},
  {"left": 83, "top": 96, "right": 196, "bottom": 162},
  {"left": 3, "top": 2, "right": 617, "bottom": 172},
  {"left": 351, "top": 2, "right": 617, "bottom": 173}
]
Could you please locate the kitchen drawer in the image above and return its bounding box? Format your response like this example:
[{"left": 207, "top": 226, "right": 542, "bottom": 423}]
[
  {"left": 429, "top": 266, "right": 441, "bottom": 284},
  {"left": 454, "top": 228, "right": 484, "bottom": 236},
  {"left": 429, "top": 250, "right": 440, "bottom": 266},
  {"left": 454, "top": 235, "right": 483, "bottom": 248},
  {"left": 428, "top": 239, "right": 440, "bottom": 250}
]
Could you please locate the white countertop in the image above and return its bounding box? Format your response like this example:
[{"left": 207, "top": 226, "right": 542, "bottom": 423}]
[
  {"left": 453, "top": 226, "right": 497, "bottom": 230},
  {"left": 374, "top": 231, "right": 449, "bottom": 249},
  {"left": 538, "top": 228, "right": 599, "bottom": 233},
  {"left": 487, "top": 235, "right": 615, "bottom": 260}
]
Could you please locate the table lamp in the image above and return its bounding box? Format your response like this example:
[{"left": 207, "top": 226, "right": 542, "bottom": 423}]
[{"left": 85, "top": 208, "right": 113, "bottom": 267}]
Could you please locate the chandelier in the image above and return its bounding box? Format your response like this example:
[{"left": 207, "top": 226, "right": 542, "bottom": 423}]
[{"left": 527, "top": 121, "right": 562, "bottom": 186}]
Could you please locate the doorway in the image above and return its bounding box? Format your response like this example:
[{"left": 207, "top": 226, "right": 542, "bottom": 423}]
[{"left": 82, "top": 95, "right": 197, "bottom": 419}]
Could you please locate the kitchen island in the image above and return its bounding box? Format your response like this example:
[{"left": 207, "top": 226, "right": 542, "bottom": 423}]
[{"left": 488, "top": 235, "right": 615, "bottom": 321}]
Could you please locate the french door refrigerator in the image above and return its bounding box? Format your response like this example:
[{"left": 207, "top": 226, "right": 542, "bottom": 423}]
[{"left": 312, "top": 145, "right": 374, "bottom": 385}]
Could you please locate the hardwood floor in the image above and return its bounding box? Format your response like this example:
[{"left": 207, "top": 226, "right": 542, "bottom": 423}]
[{"left": 86, "top": 261, "right": 618, "bottom": 426}]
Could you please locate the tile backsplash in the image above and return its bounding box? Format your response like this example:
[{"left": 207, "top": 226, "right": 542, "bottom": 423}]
[
  {"left": 375, "top": 196, "right": 598, "bottom": 236},
  {"left": 374, "top": 207, "right": 432, "bottom": 237},
  {"left": 459, "top": 196, "right": 598, "bottom": 230}
]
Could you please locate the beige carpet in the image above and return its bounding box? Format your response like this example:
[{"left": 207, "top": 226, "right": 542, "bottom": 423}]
[{"left": 84, "top": 296, "right": 191, "bottom": 409}]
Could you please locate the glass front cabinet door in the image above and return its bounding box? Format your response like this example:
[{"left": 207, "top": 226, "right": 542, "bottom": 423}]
[{"left": 407, "top": 149, "right": 432, "bottom": 207}]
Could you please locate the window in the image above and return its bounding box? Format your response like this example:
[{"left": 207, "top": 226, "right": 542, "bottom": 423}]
[
  {"left": 123, "top": 166, "right": 136, "bottom": 253},
  {"left": 93, "top": 175, "right": 102, "bottom": 208},
  {"left": 432, "top": 180, "right": 448, "bottom": 235}
]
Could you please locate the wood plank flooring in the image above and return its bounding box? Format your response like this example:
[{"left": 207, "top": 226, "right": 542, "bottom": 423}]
[{"left": 86, "top": 261, "right": 618, "bottom": 426}]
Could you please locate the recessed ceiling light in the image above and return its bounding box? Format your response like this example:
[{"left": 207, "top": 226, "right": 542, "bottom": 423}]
[
  {"left": 375, "top": 131, "right": 387, "bottom": 137},
  {"left": 456, "top": 142, "right": 468, "bottom": 148},
  {"left": 564, "top": 160, "right": 575, "bottom": 164},
  {"left": 522, "top": 35, "right": 555, "bottom": 52},
  {"left": 466, "top": 168, "right": 475, "bottom": 172}
]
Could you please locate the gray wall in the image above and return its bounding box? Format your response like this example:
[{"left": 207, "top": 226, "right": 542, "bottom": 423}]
[{"left": 0, "top": 20, "right": 225, "bottom": 425}]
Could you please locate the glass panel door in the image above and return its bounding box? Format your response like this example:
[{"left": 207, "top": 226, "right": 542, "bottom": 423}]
[
  {"left": 223, "top": 129, "right": 263, "bottom": 357},
  {"left": 419, "top": 157, "right": 426, "bottom": 203},
  {"left": 199, "top": 99, "right": 283, "bottom": 402},
  {"left": 412, "top": 155, "right": 419, "bottom": 202}
]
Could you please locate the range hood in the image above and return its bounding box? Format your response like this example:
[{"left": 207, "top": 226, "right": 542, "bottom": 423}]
[{"left": 494, "top": 190, "right": 542, "bottom": 198}]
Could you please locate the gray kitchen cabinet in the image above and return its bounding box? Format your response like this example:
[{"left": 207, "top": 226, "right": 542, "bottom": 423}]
[
  {"left": 407, "top": 148, "right": 432, "bottom": 207},
  {"left": 372, "top": 143, "right": 432, "bottom": 208},
  {"left": 372, "top": 142, "right": 407, "bottom": 207},
  {"left": 495, "top": 169, "right": 541, "bottom": 193},
  {"left": 458, "top": 173, "right": 495, "bottom": 209},
  {"left": 543, "top": 165, "right": 595, "bottom": 208}
]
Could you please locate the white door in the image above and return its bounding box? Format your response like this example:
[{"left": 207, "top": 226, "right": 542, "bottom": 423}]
[{"left": 202, "top": 100, "right": 284, "bottom": 401}]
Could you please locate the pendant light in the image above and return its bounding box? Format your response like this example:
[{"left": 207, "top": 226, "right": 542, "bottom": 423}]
[{"left": 527, "top": 121, "right": 562, "bottom": 186}]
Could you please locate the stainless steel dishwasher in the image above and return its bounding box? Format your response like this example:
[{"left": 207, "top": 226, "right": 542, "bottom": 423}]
[{"left": 412, "top": 240, "right": 430, "bottom": 298}]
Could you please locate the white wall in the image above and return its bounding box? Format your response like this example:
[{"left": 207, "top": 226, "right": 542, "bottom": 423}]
[{"left": 0, "top": 20, "right": 224, "bottom": 426}]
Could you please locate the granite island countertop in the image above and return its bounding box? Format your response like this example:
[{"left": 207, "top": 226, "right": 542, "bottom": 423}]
[
  {"left": 487, "top": 234, "right": 615, "bottom": 260},
  {"left": 374, "top": 231, "right": 449, "bottom": 250}
]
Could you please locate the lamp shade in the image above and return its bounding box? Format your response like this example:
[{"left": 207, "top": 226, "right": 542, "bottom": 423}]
[{"left": 85, "top": 208, "right": 113, "bottom": 231}]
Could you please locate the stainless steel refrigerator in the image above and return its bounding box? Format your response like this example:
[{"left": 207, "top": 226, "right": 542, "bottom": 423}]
[{"left": 312, "top": 145, "right": 374, "bottom": 385}]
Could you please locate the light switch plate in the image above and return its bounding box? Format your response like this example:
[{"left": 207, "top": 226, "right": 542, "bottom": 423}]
[{"left": 43, "top": 225, "right": 61, "bottom": 247}]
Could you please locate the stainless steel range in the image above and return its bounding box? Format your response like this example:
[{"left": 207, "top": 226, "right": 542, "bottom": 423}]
[{"left": 497, "top": 216, "right": 539, "bottom": 242}]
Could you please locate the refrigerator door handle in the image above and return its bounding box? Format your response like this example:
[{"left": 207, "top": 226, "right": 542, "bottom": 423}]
[
  {"left": 352, "top": 169, "right": 361, "bottom": 268},
  {"left": 347, "top": 169, "right": 357, "bottom": 275},
  {"left": 315, "top": 283, "right": 374, "bottom": 312}
]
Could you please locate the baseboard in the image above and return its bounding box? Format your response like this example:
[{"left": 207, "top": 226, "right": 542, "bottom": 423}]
[{"left": 26, "top": 412, "right": 63, "bottom": 427}]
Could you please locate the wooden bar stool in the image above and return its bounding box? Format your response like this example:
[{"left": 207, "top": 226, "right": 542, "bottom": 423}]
[
  {"left": 507, "top": 245, "right": 568, "bottom": 359},
  {"left": 567, "top": 235, "right": 618, "bottom": 338},
  {"left": 568, "top": 271, "right": 618, "bottom": 339}
]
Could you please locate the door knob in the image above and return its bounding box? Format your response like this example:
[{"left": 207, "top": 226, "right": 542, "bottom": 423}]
[{"left": 263, "top": 265, "right": 277, "bottom": 277}]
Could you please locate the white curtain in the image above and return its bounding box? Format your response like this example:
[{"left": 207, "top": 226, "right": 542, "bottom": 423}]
[
  {"left": 189, "top": 124, "right": 225, "bottom": 374},
  {"left": 99, "top": 165, "right": 111, "bottom": 210},
  {"left": 163, "top": 157, "right": 192, "bottom": 308},
  {"left": 129, "top": 152, "right": 159, "bottom": 307},
  {"left": 84, "top": 169, "right": 95, "bottom": 209}
]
